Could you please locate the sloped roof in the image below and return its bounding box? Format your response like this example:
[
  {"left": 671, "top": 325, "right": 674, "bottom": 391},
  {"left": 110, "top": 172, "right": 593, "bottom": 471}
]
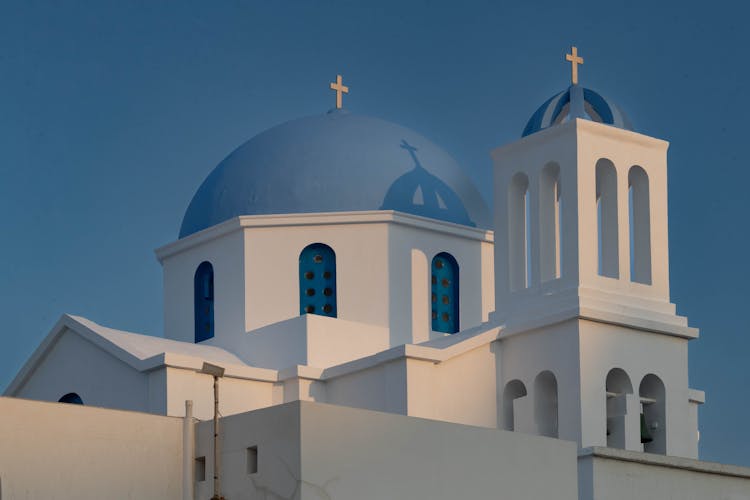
[{"left": 4, "top": 314, "right": 277, "bottom": 395}]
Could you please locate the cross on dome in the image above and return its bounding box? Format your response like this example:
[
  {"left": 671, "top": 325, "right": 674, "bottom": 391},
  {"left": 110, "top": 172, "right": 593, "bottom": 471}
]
[
  {"left": 329, "top": 74, "right": 349, "bottom": 109},
  {"left": 400, "top": 139, "right": 420, "bottom": 167},
  {"left": 565, "top": 46, "right": 584, "bottom": 85}
]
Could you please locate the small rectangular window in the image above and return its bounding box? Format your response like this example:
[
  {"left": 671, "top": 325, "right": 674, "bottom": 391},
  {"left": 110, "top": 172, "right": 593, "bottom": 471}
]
[
  {"left": 195, "top": 456, "right": 206, "bottom": 482},
  {"left": 247, "top": 446, "right": 258, "bottom": 474}
]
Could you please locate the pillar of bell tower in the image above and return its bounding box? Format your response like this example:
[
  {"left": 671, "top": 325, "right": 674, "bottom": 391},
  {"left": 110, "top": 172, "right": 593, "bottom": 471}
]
[{"left": 491, "top": 118, "right": 691, "bottom": 337}]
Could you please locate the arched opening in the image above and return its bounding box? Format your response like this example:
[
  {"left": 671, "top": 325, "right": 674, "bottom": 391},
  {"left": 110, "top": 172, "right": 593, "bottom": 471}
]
[
  {"left": 606, "top": 368, "right": 633, "bottom": 449},
  {"left": 299, "top": 243, "right": 337, "bottom": 317},
  {"left": 639, "top": 374, "right": 666, "bottom": 454},
  {"left": 628, "top": 166, "right": 652, "bottom": 284},
  {"left": 508, "top": 173, "right": 530, "bottom": 291},
  {"left": 194, "top": 261, "right": 214, "bottom": 343},
  {"left": 596, "top": 159, "right": 619, "bottom": 278},
  {"left": 502, "top": 380, "right": 527, "bottom": 431},
  {"left": 58, "top": 393, "right": 84, "bottom": 405},
  {"left": 540, "top": 163, "right": 562, "bottom": 281},
  {"left": 431, "top": 252, "right": 459, "bottom": 334},
  {"left": 534, "top": 371, "right": 559, "bottom": 437}
]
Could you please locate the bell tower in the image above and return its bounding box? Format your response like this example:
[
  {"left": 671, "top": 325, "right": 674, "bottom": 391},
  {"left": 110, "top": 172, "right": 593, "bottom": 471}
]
[
  {"left": 493, "top": 115, "right": 681, "bottom": 329},
  {"left": 492, "top": 49, "right": 702, "bottom": 459}
]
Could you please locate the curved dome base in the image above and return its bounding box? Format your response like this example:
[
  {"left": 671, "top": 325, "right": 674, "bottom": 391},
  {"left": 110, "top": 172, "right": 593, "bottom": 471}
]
[{"left": 180, "top": 110, "right": 490, "bottom": 238}]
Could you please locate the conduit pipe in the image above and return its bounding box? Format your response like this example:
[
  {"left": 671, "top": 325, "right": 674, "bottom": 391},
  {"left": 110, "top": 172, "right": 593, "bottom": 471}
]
[{"left": 183, "top": 400, "right": 195, "bottom": 500}]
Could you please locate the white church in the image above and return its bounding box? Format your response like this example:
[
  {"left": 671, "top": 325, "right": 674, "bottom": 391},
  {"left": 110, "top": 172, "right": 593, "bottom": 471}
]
[{"left": 2, "top": 49, "right": 749, "bottom": 499}]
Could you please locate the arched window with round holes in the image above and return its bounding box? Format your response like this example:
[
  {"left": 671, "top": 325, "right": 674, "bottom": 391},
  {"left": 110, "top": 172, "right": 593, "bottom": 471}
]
[
  {"left": 194, "top": 261, "right": 214, "bottom": 343},
  {"left": 431, "top": 252, "right": 459, "bottom": 333},
  {"left": 299, "top": 243, "right": 337, "bottom": 317}
]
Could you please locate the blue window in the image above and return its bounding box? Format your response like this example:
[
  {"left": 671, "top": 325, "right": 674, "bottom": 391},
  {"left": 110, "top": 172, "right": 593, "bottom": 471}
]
[
  {"left": 58, "top": 392, "right": 84, "bottom": 405},
  {"left": 431, "top": 252, "right": 459, "bottom": 333},
  {"left": 194, "top": 261, "right": 214, "bottom": 343},
  {"left": 299, "top": 243, "right": 337, "bottom": 317}
]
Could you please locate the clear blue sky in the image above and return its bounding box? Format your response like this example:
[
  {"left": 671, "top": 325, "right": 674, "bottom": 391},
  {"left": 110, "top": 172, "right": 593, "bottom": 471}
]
[{"left": 1, "top": 0, "right": 747, "bottom": 466}]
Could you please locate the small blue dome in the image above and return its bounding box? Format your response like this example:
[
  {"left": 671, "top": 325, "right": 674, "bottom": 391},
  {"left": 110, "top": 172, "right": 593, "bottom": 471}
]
[
  {"left": 180, "top": 110, "right": 491, "bottom": 238},
  {"left": 522, "top": 85, "right": 633, "bottom": 137}
]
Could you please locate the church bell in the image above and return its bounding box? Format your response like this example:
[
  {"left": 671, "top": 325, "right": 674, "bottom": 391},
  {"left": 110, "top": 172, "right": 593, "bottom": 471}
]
[{"left": 640, "top": 413, "right": 653, "bottom": 444}]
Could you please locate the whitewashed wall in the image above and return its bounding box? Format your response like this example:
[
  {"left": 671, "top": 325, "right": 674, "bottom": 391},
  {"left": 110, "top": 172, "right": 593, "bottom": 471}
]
[
  {"left": 0, "top": 397, "right": 183, "bottom": 499},
  {"left": 194, "top": 400, "right": 579, "bottom": 500},
  {"left": 158, "top": 212, "right": 493, "bottom": 358},
  {"left": 578, "top": 447, "right": 750, "bottom": 500},
  {"left": 12, "top": 328, "right": 155, "bottom": 412}
]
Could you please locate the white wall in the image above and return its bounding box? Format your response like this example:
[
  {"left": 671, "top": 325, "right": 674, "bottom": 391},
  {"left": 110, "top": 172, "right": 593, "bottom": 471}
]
[
  {"left": 159, "top": 212, "right": 494, "bottom": 358},
  {"left": 491, "top": 120, "right": 675, "bottom": 323},
  {"left": 0, "top": 397, "right": 183, "bottom": 499},
  {"left": 298, "top": 401, "right": 577, "bottom": 500},
  {"left": 162, "top": 227, "right": 246, "bottom": 345},
  {"left": 194, "top": 400, "right": 579, "bottom": 500},
  {"left": 13, "top": 328, "right": 154, "bottom": 413},
  {"left": 492, "top": 121, "right": 579, "bottom": 318},
  {"left": 499, "top": 320, "right": 582, "bottom": 443},
  {"left": 388, "top": 223, "right": 494, "bottom": 345},
  {"left": 578, "top": 320, "right": 695, "bottom": 458},
  {"left": 213, "top": 314, "right": 391, "bottom": 370},
  {"left": 578, "top": 448, "right": 750, "bottom": 500},
  {"left": 243, "top": 220, "right": 391, "bottom": 332},
  {"left": 325, "top": 359, "right": 409, "bottom": 415},
  {"left": 194, "top": 399, "right": 302, "bottom": 500},
  {"left": 405, "top": 343, "right": 498, "bottom": 428},
  {"left": 164, "top": 367, "right": 280, "bottom": 420}
]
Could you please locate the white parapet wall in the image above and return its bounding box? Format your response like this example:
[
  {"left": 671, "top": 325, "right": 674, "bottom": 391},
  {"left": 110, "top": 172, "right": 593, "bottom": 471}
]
[
  {"left": 0, "top": 397, "right": 185, "bottom": 499},
  {"left": 194, "top": 400, "right": 579, "bottom": 500},
  {"left": 578, "top": 447, "right": 750, "bottom": 500}
]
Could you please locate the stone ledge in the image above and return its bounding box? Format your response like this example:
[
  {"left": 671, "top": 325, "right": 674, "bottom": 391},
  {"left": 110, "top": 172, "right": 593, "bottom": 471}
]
[{"left": 579, "top": 446, "right": 750, "bottom": 479}]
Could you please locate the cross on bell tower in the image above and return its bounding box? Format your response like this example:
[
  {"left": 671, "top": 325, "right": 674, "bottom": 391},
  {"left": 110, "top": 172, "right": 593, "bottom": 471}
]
[{"left": 565, "top": 46, "right": 584, "bottom": 85}]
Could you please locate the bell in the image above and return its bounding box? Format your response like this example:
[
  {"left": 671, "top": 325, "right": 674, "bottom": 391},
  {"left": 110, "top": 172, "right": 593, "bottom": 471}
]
[{"left": 640, "top": 413, "right": 653, "bottom": 444}]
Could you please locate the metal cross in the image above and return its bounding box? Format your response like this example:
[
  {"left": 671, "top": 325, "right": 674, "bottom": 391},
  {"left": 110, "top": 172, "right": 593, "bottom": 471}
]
[
  {"left": 565, "top": 46, "right": 584, "bottom": 85},
  {"left": 329, "top": 74, "right": 349, "bottom": 109}
]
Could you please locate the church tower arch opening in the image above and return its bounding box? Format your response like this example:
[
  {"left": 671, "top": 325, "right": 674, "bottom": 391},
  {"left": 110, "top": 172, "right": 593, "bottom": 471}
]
[
  {"left": 596, "top": 159, "right": 619, "bottom": 278},
  {"left": 628, "top": 166, "right": 652, "bottom": 284},
  {"left": 606, "top": 368, "right": 633, "bottom": 449},
  {"left": 534, "top": 371, "right": 559, "bottom": 438},
  {"left": 540, "top": 162, "right": 562, "bottom": 282},
  {"left": 502, "top": 379, "right": 528, "bottom": 431},
  {"left": 508, "top": 172, "right": 531, "bottom": 291},
  {"left": 639, "top": 374, "right": 666, "bottom": 454}
]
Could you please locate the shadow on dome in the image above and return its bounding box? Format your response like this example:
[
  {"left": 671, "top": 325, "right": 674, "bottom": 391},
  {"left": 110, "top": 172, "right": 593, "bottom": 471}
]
[{"left": 380, "top": 140, "right": 475, "bottom": 227}]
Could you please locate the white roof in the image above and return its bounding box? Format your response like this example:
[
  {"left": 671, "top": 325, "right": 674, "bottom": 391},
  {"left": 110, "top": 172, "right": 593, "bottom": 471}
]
[
  {"left": 5, "top": 313, "right": 506, "bottom": 397},
  {"left": 4, "top": 314, "right": 278, "bottom": 396},
  {"left": 69, "top": 315, "right": 246, "bottom": 366}
]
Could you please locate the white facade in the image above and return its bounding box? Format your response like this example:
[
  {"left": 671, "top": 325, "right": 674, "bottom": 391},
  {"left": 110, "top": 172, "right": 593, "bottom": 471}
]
[{"left": 4, "top": 102, "right": 749, "bottom": 499}]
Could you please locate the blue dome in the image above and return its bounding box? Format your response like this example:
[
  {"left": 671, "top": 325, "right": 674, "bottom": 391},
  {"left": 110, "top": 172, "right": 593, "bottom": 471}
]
[
  {"left": 522, "top": 85, "right": 633, "bottom": 137},
  {"left": 179, "top": 110, "right": 491, "bottom": 238}
]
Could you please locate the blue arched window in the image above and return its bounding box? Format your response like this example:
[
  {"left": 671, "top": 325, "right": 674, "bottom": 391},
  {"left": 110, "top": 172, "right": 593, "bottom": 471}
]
[
  {"left": 58, "top": 392, "right": 84, "bottom": 405},
  {"left": 299, "top": 243, "right": 337, "bottom": 317},
  {"left": 194, "top": 261, "right": 215, "bottom": 343},
  {"left": 431, "top": 252, "right": 459, "bottom": 333}
]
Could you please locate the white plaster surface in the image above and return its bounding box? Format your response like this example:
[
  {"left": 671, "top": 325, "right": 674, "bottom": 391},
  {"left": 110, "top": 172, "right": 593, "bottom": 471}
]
[
  {"left": 491, "top": 119, "right": 689, "bottom": 338},
  {"left": 578, "top": 447, "right": 750, "bottom": 500},
  {"left": 194, "top": 400, "right": 579, "bottom": 500},
  {"left": 216, "top": 314, "right": 390, "bottom": 370},
  {"left": 0, "top": 397, "right": 183, "bottom": 499},
  {"left": 12, "top": 326, "right": 152, "bottom": 412},
  {"left": 157, "top": 211, "right": 493, "bottom": 353}
]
